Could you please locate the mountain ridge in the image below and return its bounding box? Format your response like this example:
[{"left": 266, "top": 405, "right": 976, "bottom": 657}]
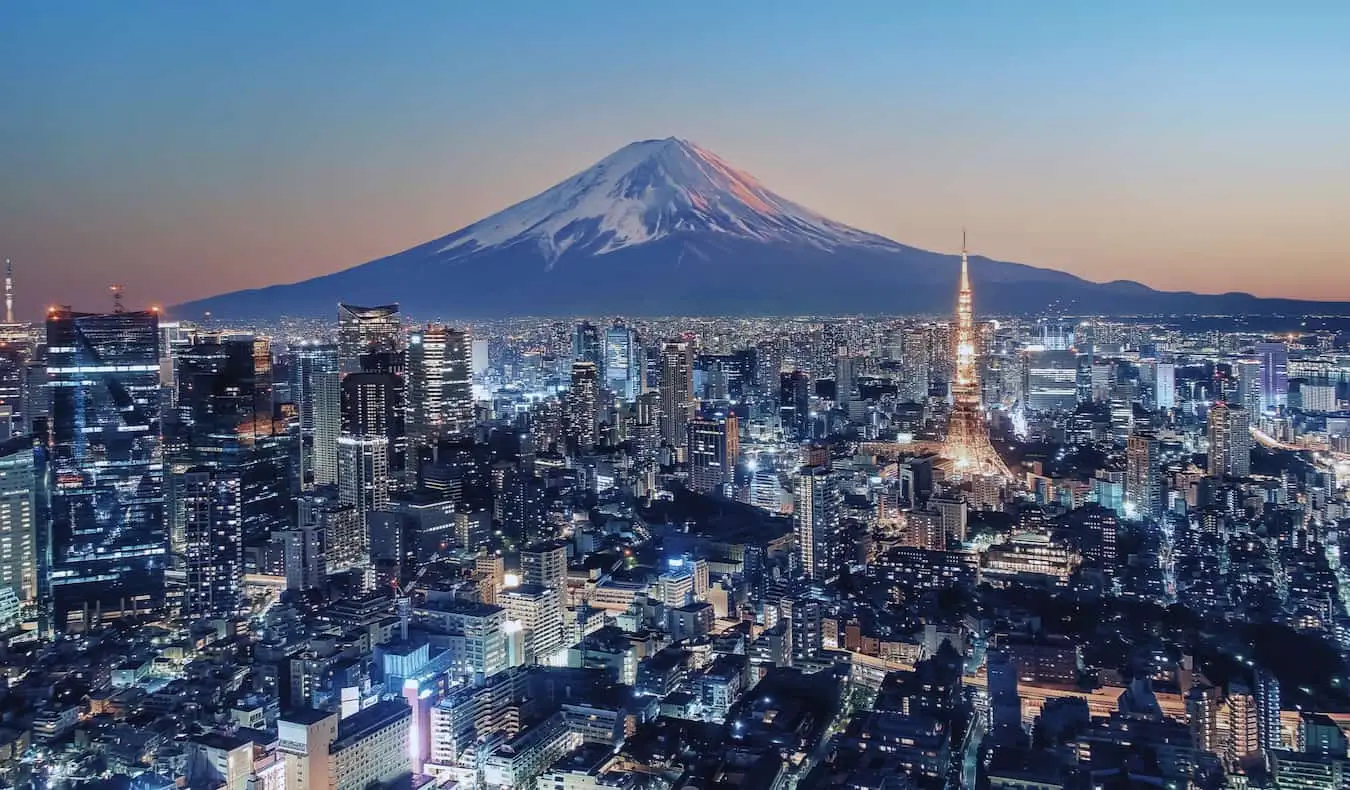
[{"left": 176, "top": 137, "right": 1350, "bottom": 319}]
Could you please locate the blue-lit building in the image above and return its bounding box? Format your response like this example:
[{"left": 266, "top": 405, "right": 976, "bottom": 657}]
[
  {"left": 47, "top": 309, "right": 164, "bottom": 628},
  {"left": 603, "top": 323, "right": 641, "bottom": 401}
]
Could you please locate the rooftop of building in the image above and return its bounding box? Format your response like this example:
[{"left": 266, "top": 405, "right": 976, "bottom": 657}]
[
  {"left": 279, "top": 707, "right": 336, "bottom": 726},
  {"left": 334, "top": 700, "right": 410, "bottom": 751}
]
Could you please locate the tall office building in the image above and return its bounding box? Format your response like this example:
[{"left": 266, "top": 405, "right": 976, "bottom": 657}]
[
  {"left": 1155, "top": 361, "right": 1175, "bottom": 410},
  {"left": 177, "top": 467, "right": 243, "bottom": 620},
  {"left": 337, "top": 435, "right": 389, "bottom": 537},
  {"left": 406, "top": 325, "right": 472, "bottom": 442},
  {"left": 659, "top": 341, "right": 695, "bottom": 452},
  {"left": 1234, "top": 358, "right": 1263, "bottom": 416},
  {"left": 835, "top": 350, "right": 856, "bottom": 412},
  {"left": 0, "top": 347, "right": 23, "bottom": 438},
  {"left": 795, "top": 465, "right": 843, "bottom": 581},
  {"left": 293, "top": 344, "right": 340, "bottom": 489},
  {"left": 687, "top": 411, "right": 739, "bottom": 495},
  {"left": 573, "top": 321, "right": 602, "bottom": 369},
  {"left": 174, "top": 338, "right": 264, "bottom": 455},
  {"left": 603, "top": 324, "right": 641, "bottom": 401},
  {"left": 0, "top": 437, "right": 38, "bottom": 609},
  {"left": 337, "top": 303, "right": 401, "bottom": 376},
  {"left": 1125, "top": 432, "right": 1163, "bottom": 521},
  {"left": 342, "top": 370, "right": 405, "bottom": 483},
  {"left": 406, "top": 326, "right": 447, "bottom": 442},
  {"left": 47, "top": 309, "right": 164, "bottom": 627},
  {"left": 1207, "top": 402, "right": 1252, "bottom": 479},
  {"left": 779, "top": 371, "right": 810, "bottom": 441},
  {"left": 1253, "top": 341, "right": 1289, "bottom": 411},
  {"left": 1024, "top": 349, "right": 1080, "bottom": 412},
  {"left": 565, "top": 362, "right": 599, "bottom": 450}
]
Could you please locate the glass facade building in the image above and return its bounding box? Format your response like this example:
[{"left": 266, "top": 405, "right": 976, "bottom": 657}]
[{"left": 47, "top": 309, "right": 164, "bottom": 627}]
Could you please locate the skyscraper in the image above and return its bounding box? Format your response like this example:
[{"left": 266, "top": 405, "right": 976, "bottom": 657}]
[
  {"left": 0, "top": 437, "right": 38, "bottom": 611},
  {"left": 47, "top": 308, "right": 165, "bottom": 627},
  {"left": 337, "top": 303, "right": 401, "bottom": 376},
  {"left": 407, "top": 325, "right": 473, "bottom": 443},
  {"left": 565, "top": 362, "right": 599, "bottom": 450},
  {"left": 169, "top": 335, "right": 291, "bottom": 590},
  {"left": 1155, "top": 360, "right": 1176, "bottom": 410},
  {"left": 603, "top": 324, "right": 641, "bottom": 401},
  {"left": 293, "top": 344, "right": 340, "bottom": 489},
  {"left": 795, "top": 464, "right": 843, "bottom": 581},
  {"left": 943, "top": 234, "right": 1011, "bottom": 477},
  {"left": 659, "top": 341, "right": 694, "bottom": 453},
  {"left": 178, "top": 467, "right": 243, "bottom": 620},
  {"left": 687, "top": 411, "right": 739, "bottom": 495},
  {"left": 1253, "top": 341, "right": 1289, "bottom": 412},
  {"left": 337, "top": 433, "right": 388, "bottom": 564},
  {"left": 342, "top": 369, "right": 405, "bottom": 484},
  {"left": 406, "top": 325, "right": 446, "bottom": 443},
  {"left": 1207, "top": 402, "right": 1252, "bottom": 479},
  {"left": 779, "top": 371, "right": 810, "bottom": 441},
  {"left": 1125, "top": 432, "right": 1163, "bottom": 521},
  {"left": 573, "top": 321, "right": 602, "bottom": 369},
  {"left": 1234, "top": 358, "right": 1264, "bottom": 415}
]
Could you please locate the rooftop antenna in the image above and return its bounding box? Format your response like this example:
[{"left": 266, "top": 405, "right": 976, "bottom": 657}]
[
  {"left": 110, "top": 283, "right": 125, "bottom": 314},
  {"left": 4, "top": 259, "right": 12, "bottom": 324}
]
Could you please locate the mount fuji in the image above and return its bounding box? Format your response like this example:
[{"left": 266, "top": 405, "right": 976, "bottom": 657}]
[{"left": 178, "top": 137, "right": 1348, "bottom": 319}]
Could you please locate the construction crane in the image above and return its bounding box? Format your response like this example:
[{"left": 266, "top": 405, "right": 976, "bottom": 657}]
[{"left": 391, "top": 554, "right": 442, "bottom": 642}]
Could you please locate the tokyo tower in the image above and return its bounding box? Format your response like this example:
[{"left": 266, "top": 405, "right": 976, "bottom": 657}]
[{"left": 942, "top": 232, "right": 1011, "bottom": 479}]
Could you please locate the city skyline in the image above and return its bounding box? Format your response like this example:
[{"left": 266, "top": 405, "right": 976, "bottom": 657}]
[{"left": 4, "top": 2, "right": 1350, "bottom": 314}]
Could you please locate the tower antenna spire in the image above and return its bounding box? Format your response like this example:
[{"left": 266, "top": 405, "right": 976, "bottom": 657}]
[
  {"left": 960, "top": 228, "right": 970, "bottom": 291},
  {"left": 3, "top": 259, "right": 11, "bottom": 324}
]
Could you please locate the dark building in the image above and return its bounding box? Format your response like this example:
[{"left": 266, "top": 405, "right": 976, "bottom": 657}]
[
  {"left": 573, "top": 321, "right": 603, "bottom": 369},
  {"left": 342, "top": 368, "right": 406, "bottom": 482},
  {"left": 337, "top": 303, "right": 401, "bottom": 376},
  {"left": 47, "top": 309, "right": 164, "bottom": 628},
  {"left": 779, "top": 371, "right": 810, "bottom": 441}
]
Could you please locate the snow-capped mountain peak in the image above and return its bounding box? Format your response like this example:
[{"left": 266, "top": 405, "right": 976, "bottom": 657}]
[{"left": 436, "top": 136, "right": 898, "bottom": 263}]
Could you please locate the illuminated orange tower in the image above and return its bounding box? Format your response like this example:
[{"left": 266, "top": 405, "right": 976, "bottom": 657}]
[{"left": 942, "top": 232, "right": 1011, "bottom": 479}]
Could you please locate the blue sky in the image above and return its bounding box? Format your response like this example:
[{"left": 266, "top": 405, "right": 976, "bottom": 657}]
[{"left": 2, "top": 1, "right": 1348, "bottom": 313}]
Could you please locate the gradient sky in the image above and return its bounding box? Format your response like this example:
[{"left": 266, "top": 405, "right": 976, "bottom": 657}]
[{"left": 3, "top": 1, "right": 1348, "bottom": 317}]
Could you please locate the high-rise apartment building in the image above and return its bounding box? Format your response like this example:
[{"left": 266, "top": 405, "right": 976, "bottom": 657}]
[
  {"left": 177, "top": 467, "right": 243, "bottom": 620},
  {"left": 1125, "top": 432, "right": 1163, "bottom": 521},
  {"left": 337, "top": 434, "right": 389, "bottom": 549},
  {"left": 659, "top": 341, "right": 694, "bottom": 453},
  {"left": 565, "top": 362, "right": 599, "bottom": 449},
  {"left": 795, "top": 464, "right": 842, "bottom": 581},
  {"left": 1207, "top": 402, "right": 1252, "bottom": 479},
  {"left": 337, "top": 303, "right": 401, "bottom": 376},
  {"left": 47, "top": 309, "right": 164, "bottom": 627}
]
